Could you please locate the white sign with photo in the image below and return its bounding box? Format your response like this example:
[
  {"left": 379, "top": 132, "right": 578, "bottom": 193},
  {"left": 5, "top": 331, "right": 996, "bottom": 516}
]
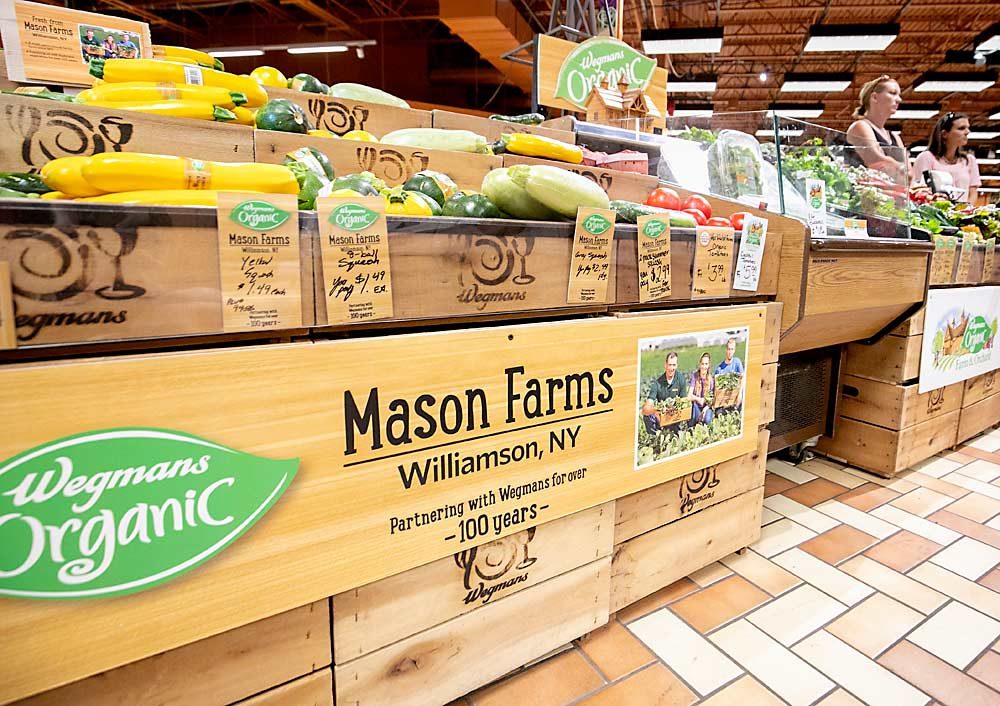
[{"left": 918, "top": 286, "right": 1000, "bottom": 393}]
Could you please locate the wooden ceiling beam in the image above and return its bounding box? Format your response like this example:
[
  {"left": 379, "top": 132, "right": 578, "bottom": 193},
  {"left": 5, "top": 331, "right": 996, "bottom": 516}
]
[
  {"left": 97, "top": 0, "right": 200, "bottom": 39},
  {"left": 278, "top": 0, "right": 358, "bottom": 36}
]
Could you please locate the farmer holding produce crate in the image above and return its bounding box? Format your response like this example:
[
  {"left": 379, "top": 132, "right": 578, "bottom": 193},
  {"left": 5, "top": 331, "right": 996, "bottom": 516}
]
[
  {"left": 689, "top": 353, "right": 716, "bottom": 426},
  {"left": 714, "top": 337, "right": 745, "bottom": 410},
  {"left": 641, "top": 352, "right": 689, "bottom": 434}
]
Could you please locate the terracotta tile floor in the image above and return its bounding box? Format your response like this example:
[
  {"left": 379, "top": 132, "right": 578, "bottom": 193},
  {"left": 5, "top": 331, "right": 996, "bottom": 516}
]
[{"left": 457, "top": 429, "right": 1000, "bottom": 706}]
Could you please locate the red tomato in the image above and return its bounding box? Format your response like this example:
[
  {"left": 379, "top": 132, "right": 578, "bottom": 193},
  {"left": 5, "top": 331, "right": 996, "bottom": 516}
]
[
  {"left": 707, "top": 217, "right": 732, "bottom": 227},
  {"left": 645, "top": 186, "right": 681, "bottom": 211},
  {"left": 682, "top": 194, "right": 712, "bottom": 219},
  {"left": 730, "top": 212, "right": 751, "bottom": 231},
  {"left": 683, "top": 208, "right": 708, "bottom": 226}
]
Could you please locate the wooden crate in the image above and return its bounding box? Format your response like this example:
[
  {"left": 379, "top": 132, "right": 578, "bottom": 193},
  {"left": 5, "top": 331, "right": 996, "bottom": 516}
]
[
  {"left": 15, "top": 602, "right": 330, "bottom": 706},
  {"left": 760, "top": 363, "right": 777, "bottom": 426},
  {"left": 844, "top": 334, "right": 923, "bottom": 384},
  {"left": 335, "top": 558, "right": 610, "bottom": 706},
  {"left": 431, "top": 109, "right": 575, "bottom": 144},
  {"left": 888, "top": 307, "right": 925, "bottom": 337},
  {"left": 234, "top": 670, "right": 332, "bottom": 706},
  {"left": 762, "top": 302, "right": 782, "bottom": 365},
  {"left": 0, "top": 201, "right": 313, "bottom": 350},
  {"left": 332, "top": 502, "right": 613, "bottom": 663},
  {"left": 615, "top": 430, "right": 768, "bottom": 544},
  {"left": 0, "top": 93, "right": 254, "bottom": 173},
  {"left": 963, "top": 370, "right": 1000, "bottom": 407},
  {"left": 815, "top": 411, "right": 959, "bottom": 478},
  {"left": 957, "top": 391, "right": 1000, "bottom": 444},
  {"left": 838, "top": 375, "right": 963, "bottom": 431},
  {"left": 501, "top": 154, "right": 656, "bottom": 202},
  {"left": 265, "top": 86, "right": 432, "bottom": 138},
  {"left": 312, "top": 217, "right": 615, "bottom": 329},
  {"left": 610, "top": 487, "right": 763, "bottom": 612},
  {"left": 255, "top": 130, "right": 500, "bottom": 192}
]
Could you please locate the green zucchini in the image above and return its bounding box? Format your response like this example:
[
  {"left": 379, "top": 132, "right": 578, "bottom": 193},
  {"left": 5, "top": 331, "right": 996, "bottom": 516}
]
[
  {"left": 610, "top": 200, "right": 698, "bottom": 228},
  {"left": 442, "top": 192, "right": 503, "bottom": 219},
  {"left": 328, "top": 83, "right": 409, "bottom": 109},
  {"left": 508, "top": 164, "right": 609, "bottom": 218},
  {"left": 489, "top": 113, "right": 544, "bottom": 125},
  {"left": 381, "top": 128, "right": 491, "bottom": 154},
  {"left": 0, "top": 172, "right": 50, "bottom": 194},
  {"left": 331, "top": 171, "right": 386, "bottom": 197},
  {"left": 481, "top": 168, "right": 559, "bottom": 221}
]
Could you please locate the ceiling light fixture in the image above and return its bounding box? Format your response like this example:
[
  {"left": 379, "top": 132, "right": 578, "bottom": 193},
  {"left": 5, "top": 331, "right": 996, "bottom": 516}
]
[
  {"left": 287, "top": 45, "right": 349, "bottom": 54},
  {"left": 207, "top": 49, "right": 264, "bottom": 58},
  {"left": 780, "top": 72, "right": 853, "bottom": 92},
  {"left": 968, "top": 131, "right": 1000, "bottom": 140},
  {"left": 979, "top": 158, "right": 1000, "bottom": 165},
  {"left": 979, "top": 187, "right": 1000, "bottom": 193},
  {"left": 804, "top": 23, "right": 899, "bottom": 52},
  {"left": 989, "top": 108, "right": 1000, "bottom": 120},
  {"left": 975, "top": 23, "right": 1000, "bottom": 52},
  {"left": 671, "top": 105, "right": 714, "bottom": 117},
  {"left": 766, "top": 103, "right": 824, "bottom": 119},
  {"left": 913, "top": 71, "right": 996, "bottom": 92},
  {"left": 755, "top": 129, "right": 805, "bottom": 138},
  {"left": 669, "top": 76, "right": 717, "bottom": 93},
  {"left": 641, "top": 27, "right": 724, "bottom": 54},
  {"left": 980, "top": 176, "right": 1000, "bottom": 181},
  {"left": 759, "top": 70, "right": 768, "bottom": 82},
  {"left": 891, "top": 105, "right": 940, "bottom": 120},
  {"left": 911, "top": 145, "right": 929, "bottom": 152}
]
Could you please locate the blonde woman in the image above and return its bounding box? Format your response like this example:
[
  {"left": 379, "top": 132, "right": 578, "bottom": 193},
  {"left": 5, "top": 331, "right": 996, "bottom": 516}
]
[{"left": 845, "top": 75, "right": 905, "bottom": 180}]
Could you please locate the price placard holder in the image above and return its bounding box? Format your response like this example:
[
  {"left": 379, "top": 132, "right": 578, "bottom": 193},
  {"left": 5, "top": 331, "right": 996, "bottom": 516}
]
[
  {"left": 691, "top": 225, "right": 734, "bottom": 299},
  {"left": 567, "top": 207, "right": 616, "bottom": 304},
  {"left": 733, "top": 216, "right": 768, "bottom": 292},
  {"left": 316, "top": 195, "right": 394, "bottom": 324},
  {"left": 636, "top": 214, "right": 671, "bottom": 303},
  {"left": 216, "top": 192, "right": 303, "bottom": 333},
  {"left": 956, "top": 236, "right": 974, "bottom": 283},
  {"left": 984, "top": 238, "right": 996, "bottom": 283},
  {"left": 929, "top": 236, "right": 957, "bottom": 285}
]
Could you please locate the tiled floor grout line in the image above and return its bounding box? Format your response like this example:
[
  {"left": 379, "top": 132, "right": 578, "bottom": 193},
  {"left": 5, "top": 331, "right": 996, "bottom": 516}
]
[
  {"left": 558, "top": 660, "right": 659, "bottom": 706},
  {"left": 572, "top": 634, "right": 612, "bottom": 685}
]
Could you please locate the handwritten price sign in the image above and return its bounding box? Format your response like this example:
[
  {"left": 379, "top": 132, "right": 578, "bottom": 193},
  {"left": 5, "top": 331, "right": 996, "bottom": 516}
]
[
  {"left": 567, "top": 207, "right": 616, "bottom": 304},
  {"left": 692, "top": 225, "right": 734, "bottom": 299},
  {"left": 636, "top": 214, "right": 671, "bottom": 302}
]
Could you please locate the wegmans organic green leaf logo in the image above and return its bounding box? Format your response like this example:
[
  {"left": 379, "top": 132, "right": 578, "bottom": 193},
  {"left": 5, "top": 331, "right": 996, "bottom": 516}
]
[
  {"left": 230, "top": 200, "right": 291, "bottom": 231},
  {"left": 554, "top": 37, "right": 657, "bottom": 109},
  {"left": 0, "top": 428, "right": 298, "bottom": 600},
  {"left": 330, "top": 202, "right": 380, "bottom": 232},
  {"left": 962, "top": 315, "right": 993, "bottom": 354},
  {"left": 642, "top": 218, "right": 667, "bottom": 239},
  {"left": 582, "top": 213, "right": 612, "bottom": 235}
]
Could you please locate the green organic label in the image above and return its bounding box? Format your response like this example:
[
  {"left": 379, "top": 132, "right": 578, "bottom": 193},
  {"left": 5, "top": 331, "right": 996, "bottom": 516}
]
[
  {"left": 330, "top": 202, "right": 380, "bottom": 232},
  {"left": 554, "top": 37, "right": 657, "bottom": 109},
  {"left": 0, "top": 428, "right": 298, "bottom": 600},
  {"left": 230, "top": 200, "right": 291, "bottom": 231},
  {"left": 582, "top": 213, "right": 612, "bottom": 236},
  {"left": 642, "top": 218, "right": 667, "bottom": 239},
  {"left": 962, "top": 315, "right": 993, "bottom": 354}
]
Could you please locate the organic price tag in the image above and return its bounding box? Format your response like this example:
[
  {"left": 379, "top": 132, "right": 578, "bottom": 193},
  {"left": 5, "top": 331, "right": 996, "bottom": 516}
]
[
  {"left": 733, "top": 215, "right": 768, "bottom": 292},
  {"left": 636, "top": 214, "right": 671, "bottom": 303},
  {"left": 929, "top": 236, "right": 957, "bottom": 285},
  {"left": 567, "top": 207, "right": 615, "bottom": 304},
  {"left": 984, "top": 238, "right": 996, "bottom": 283},
  {"left": 0, "top": 261, "right": 16, "bottom": 349},
  {"left": 316, "top": 195, "right": 394, "bottom": 324},
  {"left": 806, "top": 178, "right": 827, "bottom": 239},
  {"left": 956, "top": 236, "right": 974, "bottom": 283},
  {"left": 843, "top": 218, "right": 868, "bottom": 239},
  {"left": 216, "top": 192, "right": 302, "bottom": 332},
  {"left": 692, "top": 225, "right": 734, "bottom": 299}
]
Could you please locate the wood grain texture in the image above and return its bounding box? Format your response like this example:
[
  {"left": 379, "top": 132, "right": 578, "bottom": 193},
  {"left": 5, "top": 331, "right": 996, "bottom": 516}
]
[
  {"left": 815, "top": 411, "right": 960, "bottom": 477},
  {"left": 963, "top": 371, "right": 1000, "bottom": 408},
  {"left": 334, "top": 558, "right": 611, "bottom": 706},
  {"left": 266, "top": 87, "right": 431, "bottom": 137},
  {"left": 762, "top": 302, "right": 783, "bottom": 365},
  {"left": 803, "top": 252, "right": 927, "bottom": 316},
  {"left": 839, "top": 375, "right": 963, "bottom": 431},
  {"left": 234, "top": 669, "right": 333, "bottom": 706},
  {"left": 0, "top": 94, "right": 254, "bottom": 173},
  {"left": 760, "top": 363, "right": 777, "bottom": 426},
  {"left": 957, "top": 393, "right": 1000, "bottom": 444},
  {"left": 844, "top": 334, "right": 923, "bottom": 384},
  {"left": 14, "top": 602, "right": 330, "bottom": 706},
  {"left": 610, "top": 487, "right": 763, "bottom": 612},
  {"left": 501, "top": 154, "right": 657, "bottom": 203},
  {"left": 614, "top": 430, "right": 768, "bottom": 543},
  {"left": 431, "top": 110, "right": 575, "bottom": 144},
  {"left": 332, "top": 503, "right": 613, "bottom": 663},
  {"left": 780, "top": 305, "right": 914, "bottom": 355},
  {"left": 254, "top": 130, "right": 500, "bottom": 191},
  {"left": 0, "top": 307, "right": 765, "bottom": 703},
  {"left": 889, "top": 307, "right": 925, "bottom": 337}
]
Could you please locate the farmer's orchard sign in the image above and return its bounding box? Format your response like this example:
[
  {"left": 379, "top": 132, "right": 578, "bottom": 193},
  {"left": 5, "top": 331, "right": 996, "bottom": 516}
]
[
  {"left": 0, "top": 429, "right": 297, "bottom": 599},
  {"left": 919, "top": 286, "right": 1000, "bottom": 393},
  {"left": 535, "top": 34, "right": 667, "bottom": 130}
]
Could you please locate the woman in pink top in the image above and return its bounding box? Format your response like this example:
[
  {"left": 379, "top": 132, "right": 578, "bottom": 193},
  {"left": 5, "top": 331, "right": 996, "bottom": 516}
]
[{"left": 913, "top": 112, "right": 981, "bottom": 202}]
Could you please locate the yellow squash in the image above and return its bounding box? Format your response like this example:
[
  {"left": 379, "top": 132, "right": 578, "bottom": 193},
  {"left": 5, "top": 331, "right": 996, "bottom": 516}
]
[
  {"left": 499, "top": 132, "right": 583, "bottom": 164},
  {"left": 79, "top": 100, "right": 237, "bottom": 122},
  {"left": 81, "top": 153, "right": 299, "bottom": 194},
  {"left": 76, "top": 190, "right": 241, "bottom": 206},
  {"left": 342, "top": 130, "right": 377, "bottom": 141},
  {"left": 231, "top": 106, "right": 257, "bottom": 126},
  {"left": 40, "top": 156, "right": 106, "bottom": 198},
  {"left": 39, "top": 190, "right": 69, "bottom": 200},
  {"left": 77, "top": 82, "right": 247, "bottom": 108},
  {"left": 250, "top": 66, "right": 287, "bottom": 88},
  {"left": 89, "top": 59, "right": 268, "bottom": 108},
  {"left": 153, "top": 45, "right": 224, "bottom": 71},
  {"left": 308, "top": 129, "right": 338, "bottom": 139}
]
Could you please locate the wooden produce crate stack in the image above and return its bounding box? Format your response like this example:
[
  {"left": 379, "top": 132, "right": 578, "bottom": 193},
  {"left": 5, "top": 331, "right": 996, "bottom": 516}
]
[
  {"left": 957, "top": 370, "right": 1000, "bottom": 444},
  {"left": 431, "top": 109, "right": 576, "bottom": 144},
  {"left": 499, "top": 153, "right": 657, "bottom": 203},
  {"left": 265, "top": 86, "right": 432, "bottom": 137},
  {"left": 816, "top": 308, "right": 962, "bottom": 477}
]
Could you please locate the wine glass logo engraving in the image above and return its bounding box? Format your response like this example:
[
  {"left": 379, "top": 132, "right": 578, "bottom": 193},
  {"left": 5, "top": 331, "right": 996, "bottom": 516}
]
[
  {"left": 679, "top": 466, "right": 720, "bottom": 515},
  {"left": 454, "top": 526, "right": 537, "bottom": 592},
  {"left": 5, "top": 226, "right": 145, "bottom": 301},
  {"left": 5, "top": 104, "right": 133, "bottom": 167},
  {"left": 461, "top": 234, "right": 536, "bottom": 286}
]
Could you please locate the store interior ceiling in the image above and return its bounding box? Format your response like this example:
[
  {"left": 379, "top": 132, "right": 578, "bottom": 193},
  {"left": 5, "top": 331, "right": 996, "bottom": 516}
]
[{"left": 79, "top": 0, "right": 1000, "bottom": 170}]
